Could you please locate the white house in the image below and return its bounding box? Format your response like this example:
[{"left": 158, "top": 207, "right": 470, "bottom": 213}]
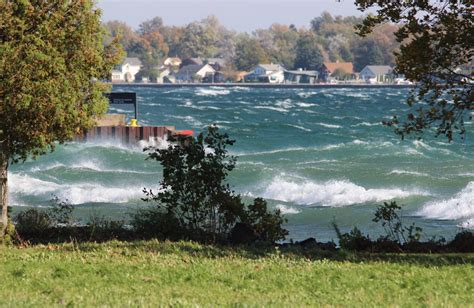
[
  {"left": 359, "top": 65, "right": 393, "bottom": 84},
  {"left": 175, "top": 64, "right": 216, "bottom": 82},
  {"left": 111, "top": 57, "right": 142, "bottom": 83},
  {"left": 163, "top": 57, "right": 182, "bottom": 67},
  {"left": 245, "top": 64, "right": 286, "bottom": 83}
]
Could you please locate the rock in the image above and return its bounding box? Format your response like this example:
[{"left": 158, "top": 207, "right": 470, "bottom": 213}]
[
  {"left": 229, "top": 223, "right": 258, "bottom": 245},
  {"left": 297, "top": 237, "right": 318, "bottom": 249}
]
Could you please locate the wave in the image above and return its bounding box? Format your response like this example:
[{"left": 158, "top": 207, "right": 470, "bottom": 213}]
[
  {"left": 296, "top": 102, "right": 318, "bottom": 108},
  {"left": 417, "top": 182, "right": 474, "bottom": 223},
  {"left": 460, "top": 218, "right": 474, "bottom": 229},
  {"left": 286, "top": 124, "right": 312, "bottom": 132},
  {"left": 275, "top": 204, "right": 301, "bottom": 215},
  {"left": 351, "top": 122, "right": 380, "bottom": 127},
  {"left": 388, "top": 170, "right": 430, "bottom": 177},
  {"left": 253, "top": 106, "right": 289, "bottom": 113},
  {"left": 195, "top": 88, "right": 230, "bottom": 96},
  {"left": 317, "top": 122, "right": 341, "bottom": 129},
  {"left": 262, "top": 178, "right": 429, "bottom": 207},
  {"left": 9, "top": 173, "right": 145, "bottom": 205}
]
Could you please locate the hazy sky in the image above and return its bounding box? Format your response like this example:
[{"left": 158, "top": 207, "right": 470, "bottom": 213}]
[{"left": 97, "top": 0, "right": 367, "bottom": 32}]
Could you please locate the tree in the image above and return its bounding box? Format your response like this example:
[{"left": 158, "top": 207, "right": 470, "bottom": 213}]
[
  {"left": 104, "top": 20, "right": 137, "bottom": 51},
  {"left": 234, "top": 35, "right": 269, "bottom": 71},
  {"left": 294, "top": 32, "right": 324, "bottom": 70},
  {"left": 143, "top": 126, "right": 287, "bottom": 243},
  {"left": 352, "top": 37, "right": 385, "bottom": 71},
  {"left": 355, "top": 0, "right": 473, "bottom": 140},
  {"left": 0, "top": 1, "right": 122, "bottom": 235},
  {"left": 138, "top": 16, "right": 164, "bottom": 36}
]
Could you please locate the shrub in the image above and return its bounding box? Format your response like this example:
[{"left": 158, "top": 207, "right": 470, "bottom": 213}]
[
  {"left": 48, "top": 196, "right": 74, "bottom": 226},
  {"left": 333, "top": 222, "right": 372, "bottom": 251},
  {"left": 15, "top": 208, "right": 52, "bottom": 236},
  {"left": 142, "top": 125, "right": 287, "bottom": 243},
  {"left": 373, "top": 201, "right": 422, "bottom": 244}
]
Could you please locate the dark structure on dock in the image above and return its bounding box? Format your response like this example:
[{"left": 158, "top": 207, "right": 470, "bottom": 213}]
[{"left": 75, "top": 92, "right": 193, "bottom": 144}]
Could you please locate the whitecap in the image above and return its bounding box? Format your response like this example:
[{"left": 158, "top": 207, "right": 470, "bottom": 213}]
[
  {"left": 460, "top": 218, "right": 474, "bottom": 229},
  {"left": 351, "top": 122, "right": 380, "bottom": 127},
  {"left": 352, "top": 139, "right": 369, "bottom": 145},
  {"left": 195, "top": 88, "right": 230, "bottom": 96},
  {"left": 286, "top": 124, "right": 312, "bottom": 132},
  {"left": 262, "top": 177, "right": 429, "bottom": 207},
  {"left": 417, "top": 182, "right": 474, "bottom": 222},
  {"left": 275, "top": 204, "right": 301, "bottom": 215},
  {"left": 316, "top": 123, "right": 341, "bottom": 129},
  {"left": 253, "top": 106, "right": 289, "bottom": 113},
  {"left": 296, "top": 102, "right": 317, "bottom": 108},
  {"left": 388, "top": 170, "right": 430, "bottom": 177},
  {"left": 9, "top": 173, "right": 145, "bottom": 205}
]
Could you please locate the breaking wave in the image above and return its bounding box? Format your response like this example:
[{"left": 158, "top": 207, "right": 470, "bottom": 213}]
[
  {"left": 262, "top": 177, "right": 429, "bottom": 207},
  {"left": 195, "top": 88, "right": 230, "bottom": 96},
  {"left": 316, "top": 122, "right": 341, "bottom": 129},
  {"left": 417, "top": 182, "right": 474, "bottom": 226},
  {"left": 9, "top": 173, "right": 145, "bottom": 205},
  {"left": 275, "top": 204, "right": 301, "bottom": 215}
]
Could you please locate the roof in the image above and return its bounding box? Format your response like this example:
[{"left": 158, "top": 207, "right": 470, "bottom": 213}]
[
  {"left": 257, "top": 64, "right": 286, "bottom": 72},
  {"left": 323, "top": 62, "right": 353, "bottom": 74},
  {"left": 206, "top": 58, "right": 226, "bottom": 66},
  {"left": 122, "top": 57, "right": 142, "bottom": 66},
  {"left": 363, "top": 65, "right": 392, "bottom": 75},
  {"left": 176, "top": 64, "right": 215, "bottom": 77}
]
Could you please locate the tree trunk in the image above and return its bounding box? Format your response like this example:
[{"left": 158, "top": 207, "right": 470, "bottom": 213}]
[{"left": 0, "top": 154, "right": 8, "bottom": 236}]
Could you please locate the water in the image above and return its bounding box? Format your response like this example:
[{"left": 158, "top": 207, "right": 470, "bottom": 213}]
[{"left": 9, "top": 86, "right": 474, "bottom": 241}]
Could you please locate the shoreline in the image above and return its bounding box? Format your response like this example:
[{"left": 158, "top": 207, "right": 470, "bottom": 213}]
[{"left": 110, "top": 82, "right": 415, "bottom": 89}]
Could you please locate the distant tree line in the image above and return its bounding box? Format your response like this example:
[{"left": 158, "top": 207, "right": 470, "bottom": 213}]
[{"left": 104, "top": 12, "right": 400, "bottom": 73}]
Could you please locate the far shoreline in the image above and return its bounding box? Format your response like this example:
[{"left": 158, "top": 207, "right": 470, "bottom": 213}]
[{"left": 110, "top": 82, "right": 416, "bottom": 89}]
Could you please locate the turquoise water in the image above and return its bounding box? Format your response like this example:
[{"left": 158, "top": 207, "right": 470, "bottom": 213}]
[{"left": 10, "top": 86, "right": 474, "bottom": 241}]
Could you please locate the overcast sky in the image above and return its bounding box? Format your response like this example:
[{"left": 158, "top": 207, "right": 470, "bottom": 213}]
[{"left": 97, "top": 0, "right": 367, "bottom": 32}]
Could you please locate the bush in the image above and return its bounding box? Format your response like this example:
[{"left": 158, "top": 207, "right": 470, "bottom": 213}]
[
  {"left": 15, "top": 209, "right": 52, "bottom": 236},
  {"left": 333, "top": 223, "right": 372, "bottom": 251},
  {"left": 48, "top": 196, "right": 74, "bottom": 226},
  {"left": 142, "top": 125, "right": 287, "bottom": 243},
  {"left": 373, "top": 201, "right": 422, "bottom": 244}
]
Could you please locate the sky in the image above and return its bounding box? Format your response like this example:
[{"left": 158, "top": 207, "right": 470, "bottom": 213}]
[{"left": 97, "top": 0, "right": 367, "bottom": 32}]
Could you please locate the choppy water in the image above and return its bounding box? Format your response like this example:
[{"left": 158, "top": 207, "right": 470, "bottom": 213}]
[{"left": 10, "top": 86, "right": 474, "bottom": 241}]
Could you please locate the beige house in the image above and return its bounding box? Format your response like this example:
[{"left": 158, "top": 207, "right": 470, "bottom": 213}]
[
  {"left": 176, "top": 64, "right": 216, "bottom": 82},
  {"left": 163, "top": 57, "right": 182, "bottom": 67}
]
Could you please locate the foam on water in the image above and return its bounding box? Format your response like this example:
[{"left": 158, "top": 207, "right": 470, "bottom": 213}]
[
  {"left": 317, "top": 122, "right": 341, "bottom": 129},
  {"left": 286, "top": 124, "right": 312, "bottom": 132},
  {"left": 275, "top": 204, "right": 301, "bottom": 215},
  {"left": 352, "top": 122, "right": 380, "bottom": 127},
  {"left": 417, "top": 182, "right": 474, "bottom": 225},
  {"left": 388, "top": 170, "right": 430, "bottom": 177},
  {"left": 253, "top": 106, "right": 289, "bottom": 113},
  {"left": 196, "top": 88, "right": 230, "bottom": 96},
  {"left": 262, "top": 177, "right": 429, "bottom": 207},
  {"left": 9, "top": 173, "right": 145, "bottom": 205}
]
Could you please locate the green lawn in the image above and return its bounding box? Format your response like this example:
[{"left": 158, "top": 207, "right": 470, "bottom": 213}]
[{"left": 1, "top": 240, "right": 473, "bottom": 307}]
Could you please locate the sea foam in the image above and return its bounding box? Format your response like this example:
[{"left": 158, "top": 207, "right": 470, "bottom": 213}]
[
  {"left": 9, "top": 173, "right": 145, "bottom": 205},
  {"left": 195, "top": 88, "right": 230, "bottom": 96},
  {"left": 417, "top": 182, "right": 474, "bottom": 224},
  {"left": 262, "top": 178, "right": 428, "bottom": 207}
]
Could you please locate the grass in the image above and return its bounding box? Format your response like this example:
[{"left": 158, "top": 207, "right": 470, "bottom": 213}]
[{"left": 1, "top": 240, "right": 473, "bottom": 307}]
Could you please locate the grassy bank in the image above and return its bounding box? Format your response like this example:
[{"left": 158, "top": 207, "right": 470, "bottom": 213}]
[{"left": 1, "top": 240, "right": 473, "bottom": 306}]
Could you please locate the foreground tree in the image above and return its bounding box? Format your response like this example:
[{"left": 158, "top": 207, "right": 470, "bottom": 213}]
[
  {"left": 0, "top": 0, "right": 122, "bottom": 236},
  {"left": 355, "top": 0, "right": 473, "bottom": 140},
  {"left": 142, "top": 126, "right": 288, "bottom": 243}
]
